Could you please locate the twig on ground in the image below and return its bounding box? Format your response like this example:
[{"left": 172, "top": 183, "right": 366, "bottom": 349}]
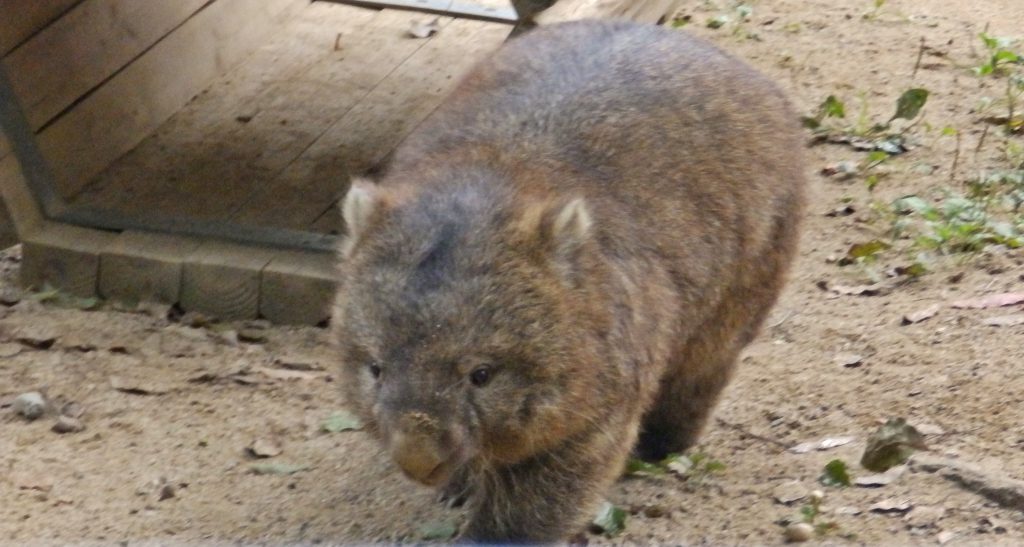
[
  {"left": 910, "top": 454, "right": 1024, "bottom": 512},
  {"left": 715, "top": 418, "right": 791, "bottom": 450}
]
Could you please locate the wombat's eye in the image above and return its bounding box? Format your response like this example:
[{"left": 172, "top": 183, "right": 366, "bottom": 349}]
[
  {"left": 368, "top": 364, "right": 382, "bottom": 379},
  {"left": 469, "top": 366, "right": 492, "bottom": 387}
]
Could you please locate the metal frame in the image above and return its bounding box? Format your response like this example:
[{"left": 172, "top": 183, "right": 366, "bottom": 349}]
[{"left": 0, "top": 62, "right": 337, "bottom": 253}]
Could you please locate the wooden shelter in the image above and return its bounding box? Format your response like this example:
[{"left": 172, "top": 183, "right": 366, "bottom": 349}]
[{"left": 0, "top": 0, "right": 682, "bottom": 324}]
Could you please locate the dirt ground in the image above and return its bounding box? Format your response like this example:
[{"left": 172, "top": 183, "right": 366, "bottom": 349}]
[{"left": 3, "top": 0, "right": 1024, "bottom": 544}]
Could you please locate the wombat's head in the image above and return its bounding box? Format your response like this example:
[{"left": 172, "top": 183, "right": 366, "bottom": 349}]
[{"left": 332, "top": 174, "right": 611, "bottom": 486}]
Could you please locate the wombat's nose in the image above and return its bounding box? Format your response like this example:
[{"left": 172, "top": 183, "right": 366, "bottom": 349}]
[{"left": 390, "top": 430, "right": 450, "bottom": 486}]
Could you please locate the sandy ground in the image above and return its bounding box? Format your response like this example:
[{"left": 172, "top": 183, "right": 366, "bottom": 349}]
[{"left": 3, "top": 0, "right": 1024, "bottom": 544}]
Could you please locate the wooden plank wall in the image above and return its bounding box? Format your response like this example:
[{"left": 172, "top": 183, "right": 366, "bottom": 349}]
[
  {"left": 0, "top": 0, "right": 82, "bottom": 56},
  {"left": 2, "top": 0, "right": 306, "bottom": 306}
]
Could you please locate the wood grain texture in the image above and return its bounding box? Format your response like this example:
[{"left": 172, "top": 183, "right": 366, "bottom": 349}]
[
  {"left": 0, "top": 0, "right": 80, "bottom": 56},
  {"left": 35, "top": 0, "right": 305, "bottom": 200},
  {"left": 4, "top": 0, "right": 208, "bottom": 130},
  {"left": 260, "top": 250, "right": 337, "bottom": 325},
  {"left": 20, "top": 221, "right": 116, "bottom": 296},
  {"left": 99, "top": 231, "right": 202, "bottom": 304},
  {"left": 180, "top": 241, "right": 276, "bottom": 320}
]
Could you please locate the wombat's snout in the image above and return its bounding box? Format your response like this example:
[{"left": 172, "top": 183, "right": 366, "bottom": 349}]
[{"left": 388, "top": 412, "right": 459, "bottom": 487}]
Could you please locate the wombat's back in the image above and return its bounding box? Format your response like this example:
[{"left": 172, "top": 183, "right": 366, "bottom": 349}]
[{"left": 389, "top": 19, "right": 805, "bottom": 310}]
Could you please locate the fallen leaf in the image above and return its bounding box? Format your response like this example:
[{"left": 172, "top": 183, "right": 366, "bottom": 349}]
[
  {"left": 408, "top": 17, "right": 441, "bottom": 38},
  {"left": 418, "top": 519, "right": 459, "bottom": 541},
  {"left": 834, "top": 353, "right": 864, "bottom": 368},
  {"left": 821, "top": 281, "right": 891, "bottom": 296},
  {"left": 982, "top": 314, "right": 1024, "bottom": 327},
  {"left": 824, "top": 204, "right": 856, "bottom": 217},
  {"left": 15, "top": 474, "right": 54, "bottom": 492},
  {"left": 321, "top": 411, "right": 364, "bottom": 433},
  {"left": 254, "top": 366, "right": 319, "bottom": 381},
  {"left": 248, "top": 438, "right": 283, "bottom": 458},
  {"left": 861, "top": 418, "right": 927, "bottom": 472},
  {"left": 820, "top": 459, "right": 851, "bottom": 487},
  {"left": 590, "top": 501, "right": 627, "bottom": 537},
  {"left": 0, "top": 342, "right": 23, "bottom": 358},
  {"left": 249, "top": 463, "right": 311, "bottom": 475},
  {"left": 869, "top": 498, "right": 912, "bottom": 514},
  {"left": 950, "top": 293, "right": 1024, "bottom": 309},
  {"left": 110, "top": 376, "right": 170, "bottom": 395},
  {"left": 854, "top": 464, "right": 906, "bottom": 487},
  {"left": 275, "top": 355, "right": 324, "bottom": 371},
  {"left": 15, "top": 326, "right": 59, "bottom": 349},
  {"left": 772, "top": 480, "right": 807, "bottom": 505},
  {"left": 790, "top": 436, "right": 854, "bottom": 453},
  {"left": 819, "top": 436, "right": 855, "bottom": 449},
  {"left": 901, "top": 305, "right": 939, "bottom": 325}
]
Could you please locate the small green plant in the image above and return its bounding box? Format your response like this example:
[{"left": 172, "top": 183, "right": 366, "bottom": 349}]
[
  {"left": 625, "top": 450, "right": 725, "bottom": 485},
  {"left": 704, "top": 2, "right": 758, "bottom": 39},
  {"left": 819, "top": 459, "right": 852, "bottom": 487},
  {"left": 862, "top": 0, "right": 886, "bottom": 20},
  {"left": 799, "top": 491, "right": 841, "bottom": 537},
  {"left": 976, "top": 32, "right": 1022, "bottom": 77},
  {"left": 891, "top": 191, "right": 1023, "bottom": 253}
]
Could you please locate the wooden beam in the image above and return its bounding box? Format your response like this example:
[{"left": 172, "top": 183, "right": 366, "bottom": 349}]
[
  {"left": 20, "top": 221, "right": 116, "bottom": 296},
  {"left": 99, "top": 231, "right": 202, "bottom": 304},
  {"left": 181, "top": 241, "right": 277, "bottom": 320},
  {"left": 4, "top": 0, "right": 209, "bottom": 131},
  {"left": 260, "top": 250, "right": 337, "bottom": 325},
  {"left": 0, "top": 0, "right": 81, "bottom": 56}
]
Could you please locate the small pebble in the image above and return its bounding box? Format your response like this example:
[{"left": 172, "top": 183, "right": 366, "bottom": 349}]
[
  {"left": 785, "top": 522, "right": 814, "bottom": 542},
  {"left": 52, "top": 416, "right": 85, "bottom": 434},
  {"left": 13, "top": 392, "right": 46, "bottom": 420}
]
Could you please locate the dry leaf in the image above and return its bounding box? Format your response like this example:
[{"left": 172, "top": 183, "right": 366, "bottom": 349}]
[
  {"left": 834, "top": 353, "right": 864, "bottom": 368},
  {"left": 901, "top": 305, "right": 939, "bottom": 325},
  {"left": 820, "top": 281, "right": 891, "bottom": 296},
  {"left": 982, "top": 314, "right": 1024, "bottom": 327},
  {"left": 950, "top": 293, "right": 1024, "bottom": 309},
  {"left": 869, "top": 498, "right": 912, "bottom": 514},
  {"left": 254, "top": 366, "right": 319, "bottom": 381},
  {"left": 110, "top": 376, "right": 170, "bottom": 395},
  {"left": 854, "top": 464, "right": 906, "bottom": 487}
]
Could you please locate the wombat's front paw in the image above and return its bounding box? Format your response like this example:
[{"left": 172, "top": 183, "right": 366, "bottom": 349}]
[{"left": 437, "top": 468, "right": 474, "bottom": 509}]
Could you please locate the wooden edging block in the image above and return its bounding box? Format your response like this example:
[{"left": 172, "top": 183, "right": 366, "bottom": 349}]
[
  {"left": 260, "top": 250, "right": 337, "bottom": 326},
  {"left": 98, "top": 231, "right": 203, "bottom": 304},
  {"left": 20, "top": 221, "right": 117, "bottom": 297},
  {"left": 181, "top": 241, "right": 277, "bottom": 321}
]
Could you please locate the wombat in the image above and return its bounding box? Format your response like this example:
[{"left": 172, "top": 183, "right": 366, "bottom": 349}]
[{"left": 333, "top": 19, "right": 805, "bottom": 543}]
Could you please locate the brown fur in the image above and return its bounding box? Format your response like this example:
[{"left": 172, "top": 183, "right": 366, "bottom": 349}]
[{"left": 332, "top": 20, "right": 806, "bottom": 543}]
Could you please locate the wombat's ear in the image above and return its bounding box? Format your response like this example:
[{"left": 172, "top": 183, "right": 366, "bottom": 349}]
[
  {"left": 549, "top": 198, "right": 594, "bottom": 284},
  {"left": 340, "top": 179, "right": 379, "bottom": 257}
]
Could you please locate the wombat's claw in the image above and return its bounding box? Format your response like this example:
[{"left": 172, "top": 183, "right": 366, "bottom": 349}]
[{"left": 437, "top": 478, "right": 472, "bottom": 509}]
